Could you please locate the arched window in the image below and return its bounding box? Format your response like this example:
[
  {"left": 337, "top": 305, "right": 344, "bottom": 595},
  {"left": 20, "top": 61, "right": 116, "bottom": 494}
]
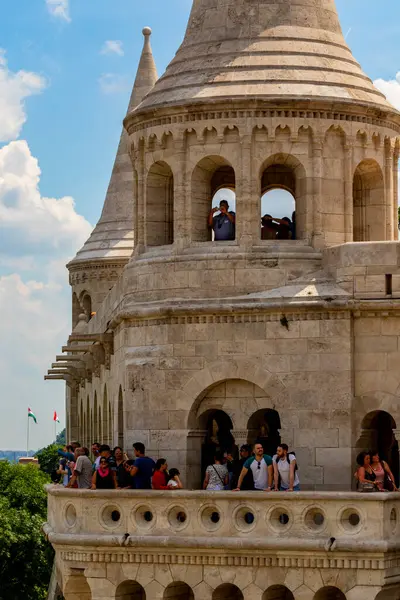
[
  {"left": 164, "top": 582, "right": 194, "bottom": 600},
  {"left": 146, "top": 161, "right": 174, "bottom": 246},
  {"left": 191, "top": 156, "right": 236, "bottom": 242},
  {"left": 81, "top": 292, "right": 92, "bottom": 321},
  {"left": 116, "top": 580, "right": 145, "bottom": 600},
  {"left": 353, "top": 159, "right": 385, "bottom": 241},
  {"left": 260, "top": 156, "right": 306, "bottom": 241},
  {"left": 263, "top": 586, "right": 294, "bottom": 600},
  {"left": 213, "top": 584, "right": 243, "bottom": 600},
  {"left": 314, "top": 587, "right": 346, "bottom": 600}
]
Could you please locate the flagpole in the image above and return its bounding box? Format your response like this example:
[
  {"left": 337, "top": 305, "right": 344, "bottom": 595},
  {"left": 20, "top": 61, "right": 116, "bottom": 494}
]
[{"left": 27, "top": 413, "right": 30, "bottom": 457}]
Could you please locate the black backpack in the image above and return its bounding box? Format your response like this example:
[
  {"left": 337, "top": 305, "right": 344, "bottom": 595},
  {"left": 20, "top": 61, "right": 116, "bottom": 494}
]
[{"left": 275, "top": 451, "right": 298, "bottom": 471}]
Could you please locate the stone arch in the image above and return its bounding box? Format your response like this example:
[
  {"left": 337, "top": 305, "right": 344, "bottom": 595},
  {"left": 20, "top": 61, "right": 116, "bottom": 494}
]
[
  {"left": 191, "top": 155, "right": 236, "bottom": 242},
  {"left": 64, "top": 572, "right": 92, "bottom": 600},
  {"left": 357, "top": 409, "right": 399, "bottom": 486},
  {"left": 247, "top": 408, "right": 282, "bottom": 454},
  {"left": 259, "top": 153, "right": 306, "bottom": 240},
  {"left": 263, "top": 586, "right": 295, "bottom": 600},
  {"left": 80, "top": 291, "right": 92, "bottom": 321},
  {"left": 164, "top": 582, "right": 194, "bottom": 600},
  {"left": 313, "top": 587, "right": 346, "bottom": 600},
  {"left": 185, "top": 359, "right": 285, "bottom": 430},
  {"left": 146, "top": 160, "right": 174, "bottom": 246},
  {"left": 117, "top": 385, "right": 124, "bottom": 449},
  {"left": 213, "top": 584, "right": 244, "bottom": 600},
  {"left": 353, "top": 159, "right": 385, "bottom": 241},
  {"left": 116, "top": 580, "right": 146, "bottom": 600}
]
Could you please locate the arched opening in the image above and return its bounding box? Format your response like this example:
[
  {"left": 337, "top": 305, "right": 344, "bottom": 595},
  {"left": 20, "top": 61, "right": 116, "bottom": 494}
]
[
  {"left": 200, "top": 409, "right": 236, "bottom": 483},
  {"left": 93, "top": 392, "right": 98, "bottom": 441},
  {"left": 146, "top": 161, "right": 174, "bottom": 246},
  {"left": 117, "top": 386, "right": 124, "bottom": 449},
  {"left": 64, "top": 572, "right": 92, "bottom": 600},
  {"left": 72, "top": 292, "right": 81, "bottom": 329},
  {"left": 103, "top": 386, "right": 109, "bottom": 445},
  {"left": 263, "top": 586, "right": 295, "bottom": 600},
  {"left": 358, "top": 410, "right": 399, "bottom": 486},
  {"left": 353, "top": 160, "right": 385, "bottom": 241},
  {"left": 260, "top": 156, "right": 306, "bottom": 240},
  {"left": 247, "top": 409, "right": 281, "bottom": 456},
  {"left": 213, "top": 584, "right": 243, "bottom": 600},
  {"left": 191, "top": 156, "right": 236, "bottom": 242},
  {"left": 314, "top": 587, "right": 346, "bottom": 600},
  {"left": 81, "top": 292, "right": 92, "bottom": 321},
  {"left": 116, "top": 580, "right": 145, "bottom": 600},
  {"left": 164, "top": 582, "right": 194, "bottom": 600}
]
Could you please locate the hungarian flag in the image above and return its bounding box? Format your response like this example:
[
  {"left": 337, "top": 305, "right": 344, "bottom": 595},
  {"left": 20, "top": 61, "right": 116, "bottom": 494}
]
[
  {"left": 28, "top": 408, "right": 37, "bottom": 424},
  {"left": 53, "top": 411, "right": 60, "bottom": 423}
]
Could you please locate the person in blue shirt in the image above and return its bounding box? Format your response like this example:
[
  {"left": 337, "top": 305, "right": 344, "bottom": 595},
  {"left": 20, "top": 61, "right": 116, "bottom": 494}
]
[
  {"left": 208, "top": 200, "right": 236, "bottom": 241},
  {"left": 129, "top": 442, "right": 155, "bottom": 489}
]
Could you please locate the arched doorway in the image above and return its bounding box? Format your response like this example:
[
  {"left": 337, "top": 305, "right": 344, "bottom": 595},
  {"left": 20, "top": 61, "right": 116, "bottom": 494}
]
[
  {"left": 146, "top": 161, "right": 174, "bottom": 246},
  {"left": 353, "top": 159, "right": 385, "bottom": 241},
  {"left": 191, "top": 156, "right": 236, "bottom": 242},
  {"left": 118, "top": 386, "right": 124, "bottom": 449},
  {"left": 359, "top": 411, "right": 399, "bottom": 486},
  {"left": 260, "top": 155, "right": 306, "bottom": 240},
  {"left": 200, "top": 409, "right": 236, "bottom": 482},
  {"left": 164, "top": 582, "right": 194, "bottom": 600},
  {"left": 247, "top": 409, "right": 281, "bottom": 457},
  {"left": 263, "top": 586, "right": 294, "bottom": 600},
  {"left": 116, "top": 580, "right": 145, "bottom": 600},
  {"left": 314, "top": 587, "right": 346, "bottom": 600},
  {"left": 213, "top": 584, "right": 243, "bottom": 600}
]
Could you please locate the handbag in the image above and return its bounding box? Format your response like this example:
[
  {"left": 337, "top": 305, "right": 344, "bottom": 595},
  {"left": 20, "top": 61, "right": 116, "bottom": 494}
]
[
  {"left": 358, "top": 481, "right": 377, "bottom": 493},
  {"left": 382, "top": 463, "right": 395, "bottom": 491},
  {"left": 211, "top": 465, "right": 226, "bottom": 488}
]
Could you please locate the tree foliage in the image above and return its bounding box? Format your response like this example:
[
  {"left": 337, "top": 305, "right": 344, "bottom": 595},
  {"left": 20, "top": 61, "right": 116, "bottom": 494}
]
[
  {"left": 55, "top": 428, "right": 66, "bottom": 445},
  {"left": 36, "top": 443, "right": 63, "bottom": 476},
  {"left": 0, "top": 461, "right": 53, "bottom": 600}
]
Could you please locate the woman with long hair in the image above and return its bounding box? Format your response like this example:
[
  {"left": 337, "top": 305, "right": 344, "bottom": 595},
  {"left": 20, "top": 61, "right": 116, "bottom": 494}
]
[
  {"left": 152, "top": 458, "right": 170, "bottom": 490},
  {"left": 370, "top": 450, "right": 398, "bottom": 491},
  {"left": 91, "top": 456, "right": 117, "bottom": 490},
  {"left": 355, "top": 451, "right": 377, "bottom": 492},
  {"left": 167, "top": 468, "right": 183, "bottom": 489},
  {"left": 203, "top": 451, "right": 229, "bottom": 491}
]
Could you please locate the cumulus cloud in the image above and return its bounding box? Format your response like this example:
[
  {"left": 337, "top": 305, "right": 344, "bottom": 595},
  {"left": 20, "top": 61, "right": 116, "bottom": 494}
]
[
  {"left": 0, "top": 140, "right": 92, "bottom": 253},
  {"left": 101, "top": 40, "right": 124, "bottom": 57},
  {"left": 374, "top": 72, "right": 400, "bottom": 111},
  {"left": 0, "top": 50, "right": 46, "bottom": 143},
  {"left": 46, "top": 0, "right": 71, "bottom": 22},
  {"left": 98, "top": 73, "right": 130, "bottom": 95}
]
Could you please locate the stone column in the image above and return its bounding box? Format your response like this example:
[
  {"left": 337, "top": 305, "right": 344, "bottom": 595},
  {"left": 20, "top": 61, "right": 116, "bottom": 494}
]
[
  {"left": 393, "top": 148, "right": 399, "bottom": 241},
  {"left": 67, "top": 382, "right": 80, "bottom": 442},
  {"left": 187, "top": 429, "right": 207, "bottom": 490},
  {"left": 134, "top": 141, "right": 146, "bottom": 254},
  {"left": 237, "top": 134, "right": 255, "bottom": 247},
  {"left": 385, "top": 143, "right": 394, "bottom": 240},
  {"left": 312, "top": 138, "right": 324, "bottom": 248},
  {"left": 344, "top": 143, "right": 354, "bottom": 242},
  {"left": 173, "top": 135, "right": 189, "bottom": 250},
  {"left": 232, "top": 429, "right": 249, "bottom": 449}
]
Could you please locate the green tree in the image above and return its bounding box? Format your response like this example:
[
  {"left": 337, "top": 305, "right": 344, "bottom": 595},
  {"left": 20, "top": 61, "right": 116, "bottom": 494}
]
[
  {"left": 55, "top": 428, "right": 66, "bottom": 445},
  {"left": 36, "top": 443, "right": 63, "bottom": 476},
  {"left": 0, "top": 462, "right": 53, "bottom": 600}
]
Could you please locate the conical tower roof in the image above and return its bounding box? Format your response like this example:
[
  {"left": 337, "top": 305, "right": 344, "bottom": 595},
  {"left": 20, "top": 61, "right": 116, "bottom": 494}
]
[
  {"left": 133, "top": 0, "right": 393, "bottom": 114},
  {"left": 70, "top": 28, "right": 158, "bottom": 265}
]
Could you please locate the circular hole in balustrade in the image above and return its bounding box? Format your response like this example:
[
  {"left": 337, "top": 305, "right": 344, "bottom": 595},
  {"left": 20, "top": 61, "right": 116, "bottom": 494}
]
[
  {"left": 304, "top": 507, "right": 326, "bottom": 531},
  {"left": 390, "top": 508, "right": 397, "bottom": 533},
  {"left": 200, "top": 505, "right": 222, "bottom": 532},
  {"left": 64, "top": 503, "right": 77, "bottom": 528},
  {"left": 167, "top": 506, "right": 188, "bottom": 531},
  {"left": 132, "top": 504, "right": 156, "bottom": 530},
  {"left": 268, "top": 506, "right": 293, "bottom": 533},
  {"left": 339, "top": 507, "right": 362, "bottom": 533},
  {"left": 233, "top": 505, "right": 257, "bottom": 532},
  {"left": 101, "top": 504, "right": 123, "bottom": 529}
]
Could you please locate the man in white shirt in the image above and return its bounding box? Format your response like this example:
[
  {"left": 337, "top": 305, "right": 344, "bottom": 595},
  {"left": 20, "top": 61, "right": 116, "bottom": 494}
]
[
  {"left": 273, "top": 444, "right": 300, "bottom": 491},
  {"left": 233, "top": 443, "right": 273, "bottom": 491}
]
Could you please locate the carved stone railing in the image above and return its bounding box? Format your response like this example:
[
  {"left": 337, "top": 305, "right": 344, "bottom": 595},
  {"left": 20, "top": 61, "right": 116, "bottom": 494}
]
[{"left": 45, "top": 486, "right": 400, "bottom": 555}]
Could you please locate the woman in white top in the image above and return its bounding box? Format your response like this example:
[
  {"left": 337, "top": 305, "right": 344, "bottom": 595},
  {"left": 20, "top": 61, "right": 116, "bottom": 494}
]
[
  {"left": 167, "top": 468, "right": 183, "bottom": 489},
  {"left": 203, "top": 451, "right": 229, "bottom": 491}
]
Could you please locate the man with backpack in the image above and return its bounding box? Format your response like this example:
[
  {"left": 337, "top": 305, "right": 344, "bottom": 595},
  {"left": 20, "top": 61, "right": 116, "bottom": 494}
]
[
  {"left": 273, "top": 444, "right": 300, "bottom": 491},
  {"left": 233, "top": 443, "right": 273, "bottom": 491}
]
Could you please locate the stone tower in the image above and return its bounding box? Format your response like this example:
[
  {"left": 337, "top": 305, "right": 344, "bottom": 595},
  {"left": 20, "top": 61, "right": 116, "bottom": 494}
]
[{"left": 47, "top": 4, "right": 400, "bottom": 598}]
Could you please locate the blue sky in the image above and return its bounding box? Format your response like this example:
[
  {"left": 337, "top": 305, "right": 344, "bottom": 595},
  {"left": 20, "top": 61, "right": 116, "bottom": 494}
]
[{"left": 0, "top": 0, "right": 399, "bottom": 450}]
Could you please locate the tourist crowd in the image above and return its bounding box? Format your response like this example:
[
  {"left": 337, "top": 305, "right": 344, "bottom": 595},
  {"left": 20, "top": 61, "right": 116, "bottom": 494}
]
[{"left": 54, "top": 441, "right": 300, "bottom": 491}]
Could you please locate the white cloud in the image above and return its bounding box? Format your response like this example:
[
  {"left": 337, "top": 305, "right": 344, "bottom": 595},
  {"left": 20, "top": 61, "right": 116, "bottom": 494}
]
[
  {"left": 98, "top": 73, "right": 130, "bottom": 95},
  {"left": 101, "top": 41, "right": 124, "bottom": 57},
  {"left": 374, "top": 72, "right": 400, "bottom": 111},
  {"left": 46, "top": 0, "right": 71, "bottom": 23},
  {"left": 0, "top": 50, "right": 46, "bottom": 143}
]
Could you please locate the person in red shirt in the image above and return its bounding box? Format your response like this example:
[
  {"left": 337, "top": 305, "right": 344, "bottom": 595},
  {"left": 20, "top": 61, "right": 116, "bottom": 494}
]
[{"left": 152, "top": 458, "right": 171, "bottom": 490}]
